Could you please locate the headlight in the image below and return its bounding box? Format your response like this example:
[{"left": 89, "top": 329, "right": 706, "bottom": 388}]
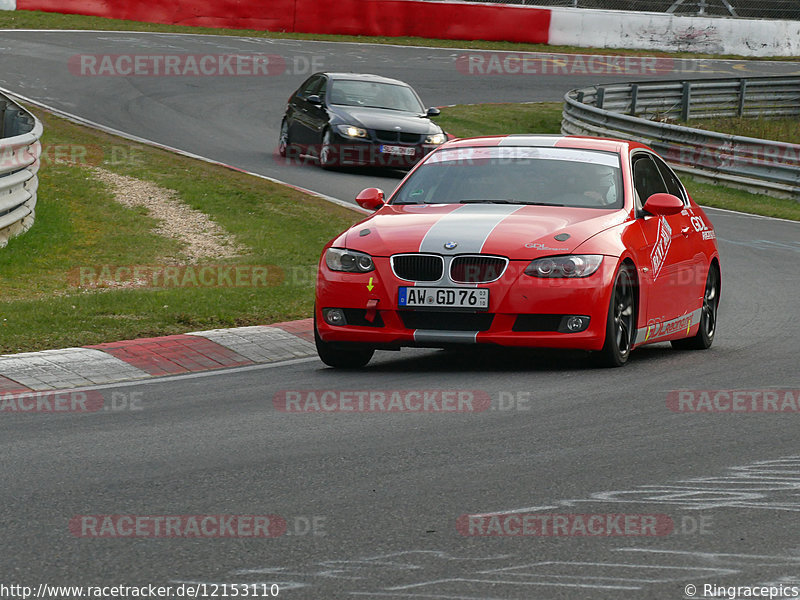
[
  {"left": 524, "top": 255, "right": 603, "bottom": 278},
  {"left": 335, "top": 124, "right": 368, "bottom": 139},
  {"left": 325, "top": 248, "right": 375, "bottom": 273},
  {"left": 425, "top": 133, "right": 446, "bottom": 145}
]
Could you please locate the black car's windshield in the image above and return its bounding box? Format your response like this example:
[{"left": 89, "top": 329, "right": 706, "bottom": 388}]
[
  {"left": 392, "top": 146, "right": 623, "bottom": 209},
  {"left": 329, "top": 80, "right": 425, "bottom": 113}
]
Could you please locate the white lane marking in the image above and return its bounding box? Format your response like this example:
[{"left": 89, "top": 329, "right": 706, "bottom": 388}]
[
  {"left": 0, "top": 86, "right": 368, "bottom": 216},
  {"left": 384, "top": 577, "right": 642, "bottom": 591},
  {"left": 617, "top": 548, "right": 800, "bottom": 562},
  {"left": 702, "top": 205, "right": 800, "bottom": 225},
  {"left": 468, "top": 506, "right": 558, "bottom": 517}
]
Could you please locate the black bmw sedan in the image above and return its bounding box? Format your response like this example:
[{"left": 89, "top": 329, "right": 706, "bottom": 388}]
[{"left": 278, "top": 72, "right": 447, "bottom": 169}]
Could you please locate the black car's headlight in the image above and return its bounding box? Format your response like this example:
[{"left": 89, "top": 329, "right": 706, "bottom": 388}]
[
  {"left": 325, "top": 248, "right": 375, "bottom": 273},
  {"left": 335, "top": 124, "right": 368, "bottom": 139},
  {"left": 524, "top": 255, "right": 603, "bottom": 278},
  {"left": 424, "top": 133, "right": 446, "bottom": 145}
]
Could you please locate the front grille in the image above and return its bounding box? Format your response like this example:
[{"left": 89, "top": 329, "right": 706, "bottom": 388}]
[
  {"left": 399, "top": 311, "right": 494, "bottom": 331},
  {"left": 512, "top": 314, "right": 564, "bottom": 332},
  {"left": 374, "top": 130, "right": 423, "bottom": 144},
  {"left": 450, "top": 255, "right": 508, "bottom": 283},
  {"left": 392, "top": 254, "right": 444, "bottom": 282}
]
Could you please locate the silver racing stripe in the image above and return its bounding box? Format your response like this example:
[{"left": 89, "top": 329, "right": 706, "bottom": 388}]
[
  {"left": 636, "top": 307, "right": 703, "bottom": 344},
  {"left": 418, "top": 204, "right": 524, "bottom": 254}
]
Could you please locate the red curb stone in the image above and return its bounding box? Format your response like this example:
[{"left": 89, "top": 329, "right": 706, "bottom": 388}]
[
  {"left": 270, "top": 318, "right": 314, "bottom": 343},
  {"left": 87, "top": 334, "right": 253, "bottom": 376},
  {"left": 0, "top": 375, "right": 31, "bottom": 395}
]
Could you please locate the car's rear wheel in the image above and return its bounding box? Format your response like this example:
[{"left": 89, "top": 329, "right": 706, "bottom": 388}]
[
  {"left": 671, "top": 264, "right": 719, "bottom": 350},
  {"left": 593, "top": 263, "right": 636, "bottom": 368},
  {"left": 314, "top": 318, "right": 374, "bottom": 368},
  {"left": 319, "top": 129, "right": 337, "bottom": 169}
]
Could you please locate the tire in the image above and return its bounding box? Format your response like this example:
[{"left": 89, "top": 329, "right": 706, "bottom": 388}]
[
  {"left": 278, "top": 119, "right": 290, "bottom": 158},
  {"left": 319, "top": 129, "right": 337, "bottom": 169},
  {"left": 592, "top": 263, "right": 636, "bottom": 368},
  {"left": 671, "top": 264, "right": 720, "bottom": 351},
  {"left": 314, "top": 318, "right": 374, "bottom": 368}
]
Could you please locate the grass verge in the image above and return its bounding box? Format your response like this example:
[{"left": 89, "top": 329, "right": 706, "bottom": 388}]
[
  {"left": 437, "top": 103, "right": 800, "bottom": 221},
  {"left": 1, "top": 10, "right": 797, "bottom": 60},
  {"left": 686, "top": 116, "right": 800, "bottom": 144},
  {"left": 0, "top": 110, "right": 360, "bottom": 353}
]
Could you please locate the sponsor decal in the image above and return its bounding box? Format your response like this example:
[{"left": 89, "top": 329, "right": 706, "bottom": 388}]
[
  {"left": 644, "top": 313, "right": 694, "bottom": 342},
  {"left": 524, "top": 242, "right": 569, "bottom": 252},
  {"left": 650, "top": 216, "right": 672, "bottom": 281},
  {"left": 702, "top": 230, "right": 716, "bottom": 241}
]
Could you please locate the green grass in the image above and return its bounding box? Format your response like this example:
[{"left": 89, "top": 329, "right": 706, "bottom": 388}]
[
  {"left": 0, "top": 111, "right": 360, "bottom": 353},
  {"left": 438, "top": 102, "right": 800, "bottom": 221},
  {"left": 686, "top": 116, "right": 800, "bottom": 144},
  {"left": 2, "top": 9, "right": 797, "bottom": 60}
]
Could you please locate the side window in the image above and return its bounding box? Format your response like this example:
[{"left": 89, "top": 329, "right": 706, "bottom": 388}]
[
  {"left": 316, "top": 77, "right": 328, "bottom": 101},
  {"left": 632, "top": 154, "right": 668, "bottom": 209},
  {"left": 653, "top": 155, "right": 687, "bottom": 202},
  {"left": 299, "top": 75, "right": 322, "bottom": 99}
]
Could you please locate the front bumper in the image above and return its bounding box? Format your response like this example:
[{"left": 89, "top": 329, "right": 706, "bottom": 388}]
[
  {"left": 315, "top": 256, "right": 619, "bottom": 351},
  {"left": 328, "top": 131, "right": 440, "bottom": 168}
]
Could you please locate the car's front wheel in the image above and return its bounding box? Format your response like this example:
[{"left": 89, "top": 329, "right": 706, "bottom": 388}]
[
  {"left": 319, "top": 129, "right": 337, "bottom": 169},
  {"left": 314, "top": 318, "right": 374, "bottom": 368},
  {"left": 593, "top": 263, "right": 636, "bottom": 368},
  {"left": 671, "top": 264, "right": 720, "bottom": 351}
]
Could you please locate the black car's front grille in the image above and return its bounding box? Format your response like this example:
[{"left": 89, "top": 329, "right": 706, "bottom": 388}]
[
  {"left": 450, "top": 256, "right": 508, "bottom": 284},
  {"left": 399, "top": 311, "right": 494, "bottom": 331},
  {"left": 392, "top": 254, "right": 444, "bottom": 282},
  {"left": 374, "top": 130, "right": 423, "bottom": 144}
]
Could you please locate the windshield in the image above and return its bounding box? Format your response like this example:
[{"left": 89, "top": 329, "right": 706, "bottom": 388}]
[
  {"left": 328, "top": 80, "right": 425, "bottom": 113},
  {"left": 391, "top": 146, "right": 623, "bottom": 209}
]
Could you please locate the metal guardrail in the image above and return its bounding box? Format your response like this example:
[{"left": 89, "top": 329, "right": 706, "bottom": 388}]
[
  {"left": 0, "top": 93, "right": 42, "bottom": 247},
  {"left": 561, "top": 76, "right": 800, "bottom": 200}
]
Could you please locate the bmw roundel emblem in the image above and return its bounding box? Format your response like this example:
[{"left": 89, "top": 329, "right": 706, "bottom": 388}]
[{"left": 444, "top": 241, "right": 458, "bottom": 250}]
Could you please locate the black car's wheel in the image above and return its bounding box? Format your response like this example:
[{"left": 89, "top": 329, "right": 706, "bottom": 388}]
[
  {"left": 319, "top": 129, "right": 337, "bottom": 169},
  {"left": 671, "top": 264, "right": 720, "bottom": 351},
  {"left": 593, "top": 263, "right": 636, "bottom": 368},
  {"left": 278, "top": 119, "right": 290, "bottom": 158},
  {"left": 314, "top": 318, "right": 374, "bottom": 368}
]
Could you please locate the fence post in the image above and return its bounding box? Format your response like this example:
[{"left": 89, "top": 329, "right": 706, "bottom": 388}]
[
  {"left": 630, "top": 84, "right": 639, "bottom": 115},
  {"left": 737, "top": 79, "right": 747, "bottom": 117},
  {"left": 680, "top": 81, "right": 691, "bottom": 121}
]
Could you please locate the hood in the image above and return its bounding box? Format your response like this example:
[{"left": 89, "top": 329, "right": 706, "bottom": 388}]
[
  {"left": 330, "top": 106, "right": 440, "bottom": 135},
  {"left": 344, "top": 204, "right": 628, "bottom": 260}
]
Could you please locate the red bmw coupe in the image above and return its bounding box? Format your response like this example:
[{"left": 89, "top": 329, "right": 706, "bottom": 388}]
[{"left": 314, "top": 135, "right": 721, "bottom": 368}]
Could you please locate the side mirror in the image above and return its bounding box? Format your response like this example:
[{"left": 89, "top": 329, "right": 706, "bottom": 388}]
[
  {"left": 356, "top": 188, "right": 385, "bottom": 211},
  {"left": 306, "top": 94, "right": 323, "bottom": 106},
  {"left": 426, "top": 107, "right": 441, "bottom": 117},
  {"left": 643, "top": 193, "right": 684, "bottom": 216}
]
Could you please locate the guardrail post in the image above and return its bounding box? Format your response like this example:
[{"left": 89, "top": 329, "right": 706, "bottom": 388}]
[
  {"left": 680, "top": 81, "right": 691, "bottom": 121},
  {"left": 576, "top": 90, "right": 584, "bottom": 104},
  {"left": 630, "top": 84, "right": 639, "bottom": 116},
  {"left": 596, "top": 86, "right": 605, "bottom": 109},
  {"left": 737, "top": 79, "right": 747, "bottom": 117},
  {"left": 0, "top": 100, "right": 6, "bottom": 139}
]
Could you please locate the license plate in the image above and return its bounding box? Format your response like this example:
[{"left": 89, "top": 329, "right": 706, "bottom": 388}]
[
  {"left": 398, "top": 287, "right": 489, "bottom": 310},
  {"left": 380, "top": 145, "right": 416, "bottom": 156}
]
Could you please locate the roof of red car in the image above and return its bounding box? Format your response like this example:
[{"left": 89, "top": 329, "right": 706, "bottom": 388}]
[{"left": 440, "top": 134, "right": 644, "bottom": 154}]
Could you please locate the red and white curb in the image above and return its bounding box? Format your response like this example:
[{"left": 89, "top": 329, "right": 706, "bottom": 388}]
[{"left": 0, "top": 319, "right": 315, "bottom": 392}]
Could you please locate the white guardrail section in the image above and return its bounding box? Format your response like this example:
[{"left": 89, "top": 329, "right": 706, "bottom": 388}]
[
  {"left": 0, "top": 93, "right": 42, "bottom": 247},
  {"left": 562, "top": 76, "right": 800, "bottom": 200}
]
